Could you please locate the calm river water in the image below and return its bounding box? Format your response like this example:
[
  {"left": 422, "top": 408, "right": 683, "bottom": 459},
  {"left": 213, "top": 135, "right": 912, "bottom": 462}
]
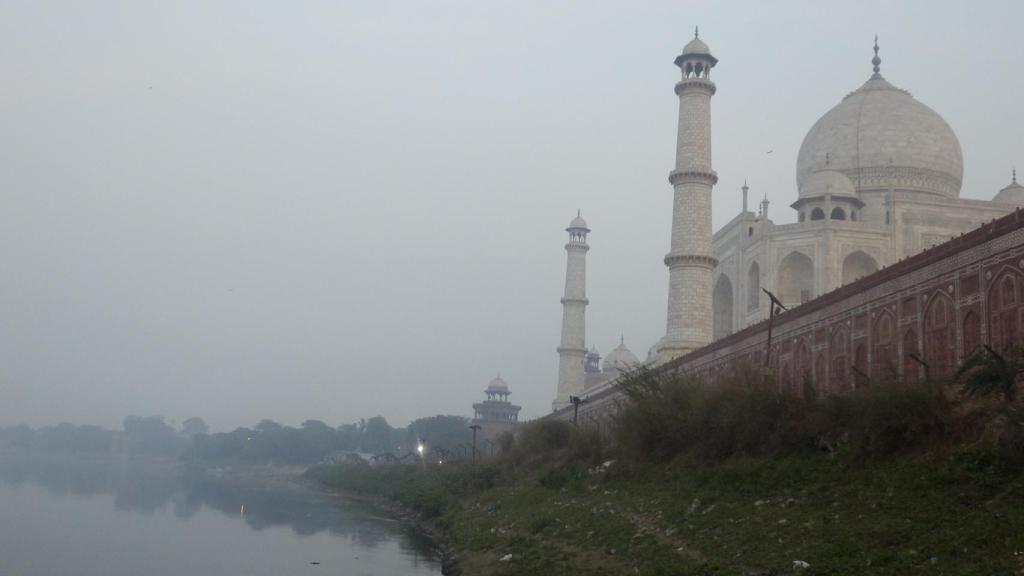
[{"left": 0, "top": 456, "right": 441, "bottom": 576}]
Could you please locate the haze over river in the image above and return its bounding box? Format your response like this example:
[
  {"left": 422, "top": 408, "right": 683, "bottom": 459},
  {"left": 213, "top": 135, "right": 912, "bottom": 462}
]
[{"left": 0, "top": 456, "right": 441, "bottom": 576}]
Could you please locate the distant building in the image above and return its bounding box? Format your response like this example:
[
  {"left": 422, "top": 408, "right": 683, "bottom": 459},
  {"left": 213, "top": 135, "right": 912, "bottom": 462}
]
[{"left": 471, "top": 375, "right": 521, "bottom": 447}]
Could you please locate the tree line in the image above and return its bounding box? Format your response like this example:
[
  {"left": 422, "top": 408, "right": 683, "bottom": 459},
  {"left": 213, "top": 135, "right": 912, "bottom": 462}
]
[{"left": 0, "top": 414, "right": 471, "bottom": 465}]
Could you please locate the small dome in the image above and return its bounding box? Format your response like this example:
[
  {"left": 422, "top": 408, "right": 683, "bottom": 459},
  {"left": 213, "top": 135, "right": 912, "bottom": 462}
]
[
  {"left": 486, "top": 375, "right": 509, "bottom": 393},
  {"left": 602, "top": 339, "right": 640, "bottom": 373},
  {"left": 568, "top": 214, "right": 588, "bottom": 230},
  {"left": 682, "top": 36, "right": 710, "bottom": 56},
  {"left": 994, "top": 172, "right": 1024, "bottom": 205},
  {"left": 799, "top": 169, "right": 857, "bottom": 199}
]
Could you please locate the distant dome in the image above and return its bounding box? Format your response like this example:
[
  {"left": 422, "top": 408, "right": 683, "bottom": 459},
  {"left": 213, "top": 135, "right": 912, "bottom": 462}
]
[
  {"left": 682, "top": 36, "right": 710, "bottom": 56},
  {"left": 602, "top": 340, "right": 640, "bottom": 373},
  {"left": 486, "top": 375, "right": 509, "bottom": 393},
  {"left": 796, "top": 75, "right": 963, "bottom": 198},
  {"left": 994, "top": 173, "right": 1024, "bottom": 205},
  {"left": 799, "top": 169, "right": 857, "bottom": 199},
  {"left": 568, "top": 214, "right": 589, "bottom": 230}
]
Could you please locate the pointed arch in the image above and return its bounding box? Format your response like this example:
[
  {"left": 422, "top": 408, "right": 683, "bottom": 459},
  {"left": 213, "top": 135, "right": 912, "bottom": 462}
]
[
  {"left": 778, "top": 251, "right": 814, "bottom": 308},
  {"left": 842, "top": 251, "right": 879, "bottom": 285},
  {"left": 811, "top": 353, "right": 826, "bottom": 400},
  {"left": 830, "top": 325, "right": 850, "bottom": 393},
  {"left": 962, "top": 310, "right": 982, "bottom": 357},
  {"left": 713, "top": 274, "right": 735, "bottom": 339},
  {"left": 987, "top": 266, "right": 1024, "bottom": 352},
  {"left": 903, "top": 328, "right": 921, "bottom": 382},
  {"left": 923, "top": 291, "right": 956, "bottom": 377},
  {"left": 872, "top": 308, "right": 897, "bottom": 380},
  {"left": 853, "top": 343, "right": 867, "bottom": 388},
  {"left": 747, "top": 261, "right": 761, "bottom": 312},
  {"left": 794, "top": 339, "right": 812, "bottom": 396}
]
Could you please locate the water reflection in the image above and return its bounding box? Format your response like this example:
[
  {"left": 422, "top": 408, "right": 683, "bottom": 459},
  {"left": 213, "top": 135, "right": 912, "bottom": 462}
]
[{"left": 0, "top": 455, "right": 434, "bottom": 557}]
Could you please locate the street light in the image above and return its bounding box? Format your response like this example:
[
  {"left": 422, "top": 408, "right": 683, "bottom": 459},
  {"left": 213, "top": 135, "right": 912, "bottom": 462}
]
[
  {"left": 762, "top": 287, "right": 788, "bottom": 368},
  {"left": 569, "top": 395, "right": 587, "bottom": 426}
]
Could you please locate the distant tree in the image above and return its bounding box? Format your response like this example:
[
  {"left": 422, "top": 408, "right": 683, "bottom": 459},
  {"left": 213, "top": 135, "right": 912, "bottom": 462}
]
[
  {"left": 122, "top": 415, "right": 182, "bottom": 455},
  {"left": 180, "top": 417, "right": 209, "bottom": 437},
  {"left": 336, "top": 422, "right": 362, "bottom": 451},
  {"left": 407, "top": 415, "right": 471, "bottom": 452},
  {"left": 362, "top": 416, "right": 394, "bottom": 453},
  {"left": 254, "top": 419, "right": 283, "bottom": 433}
]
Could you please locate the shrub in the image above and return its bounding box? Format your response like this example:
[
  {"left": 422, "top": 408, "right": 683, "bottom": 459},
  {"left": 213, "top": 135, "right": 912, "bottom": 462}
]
[
  {"left": 837, "top": 381, "right": 951, "bottom": 460},
  {"left": 611, "top": 364, "right": 958, "bottom": 463}
]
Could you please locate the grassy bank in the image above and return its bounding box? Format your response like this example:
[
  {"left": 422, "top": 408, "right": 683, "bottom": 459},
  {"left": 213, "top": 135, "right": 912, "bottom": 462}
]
[{"left": 312, "top": 368, "right": 1024, "bottom": 575}]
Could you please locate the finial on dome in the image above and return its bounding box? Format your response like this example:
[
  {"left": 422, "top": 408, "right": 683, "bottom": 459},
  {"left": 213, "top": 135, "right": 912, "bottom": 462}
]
[
  {"left": 872, "top": 34, "right": 882, "bottom": 76},
  {"left": 1014, "top": 167, "right": 1017, "bottom": 184},
  {"left": 694, "top": 26, "right": 699, "bottom": 38},
  {"left": 620, "top": 334, "right": 625, "bottom": 345}
]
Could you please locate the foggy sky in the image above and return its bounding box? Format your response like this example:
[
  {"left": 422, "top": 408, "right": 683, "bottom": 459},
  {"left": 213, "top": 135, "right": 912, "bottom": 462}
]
[{"left": 2, "top": 1, "right": 1022, "bottom": 431}]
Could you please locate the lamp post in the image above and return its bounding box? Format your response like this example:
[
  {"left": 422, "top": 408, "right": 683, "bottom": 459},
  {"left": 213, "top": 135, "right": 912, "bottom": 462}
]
[
  {"left": 762, "top": 288, "right": 788, "bottom": 368},
  {"left": 569, "top": 395, "right": 586, "bottom": 426},
  {"left": 468, "top": 424, "right": 481, "bottom": 461}
]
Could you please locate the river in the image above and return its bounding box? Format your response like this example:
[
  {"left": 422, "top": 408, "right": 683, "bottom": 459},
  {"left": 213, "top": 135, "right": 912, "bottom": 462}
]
[{"left": 0, "top": 455, "right": 442, "bottom": 576}]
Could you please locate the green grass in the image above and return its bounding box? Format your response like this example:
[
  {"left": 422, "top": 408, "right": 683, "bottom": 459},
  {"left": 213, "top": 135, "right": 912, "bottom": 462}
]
[
  {"left": 441, "top": 452, "right": 1024, "bottom": 575},
  {"left": 312, "top": 374, "right": 1024, "bottom": 575},
  {"left": 313, "top": 450, "right": 1023, "bottom": 575}
]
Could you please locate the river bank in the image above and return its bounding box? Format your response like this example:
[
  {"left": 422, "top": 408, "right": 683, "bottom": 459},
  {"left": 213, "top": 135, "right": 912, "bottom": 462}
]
[{"left": 314, "top": 451, "right": 1024, "bottom": 575}]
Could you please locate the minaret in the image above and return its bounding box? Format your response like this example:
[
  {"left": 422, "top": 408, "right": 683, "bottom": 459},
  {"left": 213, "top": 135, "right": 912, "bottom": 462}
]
[
  {"left": 742, "top": 180, "right": 749, "bottom": 213},
  {"left": 554, "top": 212, "right": 589, "bottom": 410},
  {"left": 658, "top": 28, "right": 718, "bottom": 360}
]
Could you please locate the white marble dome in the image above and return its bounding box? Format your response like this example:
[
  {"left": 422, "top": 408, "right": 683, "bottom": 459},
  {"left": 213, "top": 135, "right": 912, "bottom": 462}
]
[
  {"left": 796, "top": 75, "right": 963, "bottom": 198},
  {"left": 602, "top": 340, "right": 639, "bottom": 373},
  {"left": 568, "top": 214, "right": 589, "bottom": 230},
  {"left": 799, "top": 169, "right": 857, "bottom": 199},
  {"left": 486, "top": 375, "right": 509, "bottom": 392},
  {"left": 994, "top": 176, "right": 1024, "bottom": 205},
  {"left": 682, "top": 36, "right": 710, "bottom": 56}
]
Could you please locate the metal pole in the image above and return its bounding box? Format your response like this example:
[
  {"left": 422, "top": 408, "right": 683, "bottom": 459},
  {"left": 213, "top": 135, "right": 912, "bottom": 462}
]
[
  {"left": 761, "top": 288, "right": 788, "bottom": 368},
  {"left": 468, "top": 424, "right": 481, "bottom": 461}
]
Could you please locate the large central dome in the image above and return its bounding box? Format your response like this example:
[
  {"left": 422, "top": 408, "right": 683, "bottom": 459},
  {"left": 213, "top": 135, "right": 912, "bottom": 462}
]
[{"left": 796, "top": 72, "right": 963, "bottom": 198}]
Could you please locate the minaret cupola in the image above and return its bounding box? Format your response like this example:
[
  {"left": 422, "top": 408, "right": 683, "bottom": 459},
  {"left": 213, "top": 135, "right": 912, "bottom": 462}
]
[{"left": 675, "top": 27, "right": 718, "bottom": 79}]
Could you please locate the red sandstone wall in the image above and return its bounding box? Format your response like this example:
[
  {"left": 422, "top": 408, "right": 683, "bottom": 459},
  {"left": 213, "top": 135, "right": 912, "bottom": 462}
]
[{"left": 556, "top": 209, "right": 1024, "bottom": 424}]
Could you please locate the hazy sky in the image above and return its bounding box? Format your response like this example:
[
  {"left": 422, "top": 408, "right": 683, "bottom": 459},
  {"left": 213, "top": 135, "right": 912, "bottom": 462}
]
[{"left": 2, "top": 1, "right": 1022, "bottom": 431}]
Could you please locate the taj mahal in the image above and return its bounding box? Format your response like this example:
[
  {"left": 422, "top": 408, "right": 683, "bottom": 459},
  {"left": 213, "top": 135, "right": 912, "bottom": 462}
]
[{"left": 550, "top": 31, "right": 1024, "bottom": 410}]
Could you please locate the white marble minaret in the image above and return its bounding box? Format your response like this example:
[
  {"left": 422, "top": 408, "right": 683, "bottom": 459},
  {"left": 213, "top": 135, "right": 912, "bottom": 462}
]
[
  {"left": 554, "top": 213, "right": 589, "bottom": 410},
  {"left": 658, "top": 28, "right": 718, "bottom": 361}
]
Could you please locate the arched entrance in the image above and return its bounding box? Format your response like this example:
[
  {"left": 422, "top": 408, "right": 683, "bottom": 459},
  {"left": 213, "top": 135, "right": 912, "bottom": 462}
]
[
  {"left": 713, "top": 274, "right": 735, "bottom": 339},
  {"left": 842, "top": 251, "right": 879, "bottom": 285},
  {"left": 779, "top": 251, "right": 814, "bottom": 308},
  {"left": 747, "top": 262, "right": 761, "bottom": 312}
]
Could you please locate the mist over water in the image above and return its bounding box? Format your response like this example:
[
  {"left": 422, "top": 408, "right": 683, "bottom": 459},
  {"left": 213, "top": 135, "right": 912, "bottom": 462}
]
[{"left": 0, "top": 456, "right": 440, "bottom": 576}]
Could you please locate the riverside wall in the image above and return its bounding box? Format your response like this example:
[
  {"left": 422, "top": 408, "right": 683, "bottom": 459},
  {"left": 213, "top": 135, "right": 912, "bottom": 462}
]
[{"left": 554, "top": 208, "right": 1024, "bottom": 425}]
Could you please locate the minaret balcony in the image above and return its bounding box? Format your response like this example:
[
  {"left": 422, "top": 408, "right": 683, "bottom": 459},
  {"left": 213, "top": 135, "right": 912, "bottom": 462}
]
[
  {"left": 669, "top": 169, "right": 718, "bottom": 186},
  {"left": 674, "top": 78, "right": 716, "bottom": 96}
]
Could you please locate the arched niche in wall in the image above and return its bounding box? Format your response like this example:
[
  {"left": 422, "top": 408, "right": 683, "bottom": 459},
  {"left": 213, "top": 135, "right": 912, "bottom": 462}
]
[
  {"left": 778, "top": 251, "right": 814, "bottom": 308},
  {"left": 712, "top": 274, "right": 735, "bottom": 340},
  {"left": 923, "top": 291, "right": 956, "bottom": 377},
  {"left": 747, "top": 261, "right": 761, "bottom": 312},
  {"left": 842, "top": 251, "right": 879, "bottom": 285}
]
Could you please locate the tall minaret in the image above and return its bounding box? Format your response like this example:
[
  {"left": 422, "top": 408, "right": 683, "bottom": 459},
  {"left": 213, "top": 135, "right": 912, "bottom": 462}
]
[
  {"left": 554, "top": 212, "right": 589, "bottom": 410},
  {"left": 658, "top": 28, "right": 718, "bottom": 360}
]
